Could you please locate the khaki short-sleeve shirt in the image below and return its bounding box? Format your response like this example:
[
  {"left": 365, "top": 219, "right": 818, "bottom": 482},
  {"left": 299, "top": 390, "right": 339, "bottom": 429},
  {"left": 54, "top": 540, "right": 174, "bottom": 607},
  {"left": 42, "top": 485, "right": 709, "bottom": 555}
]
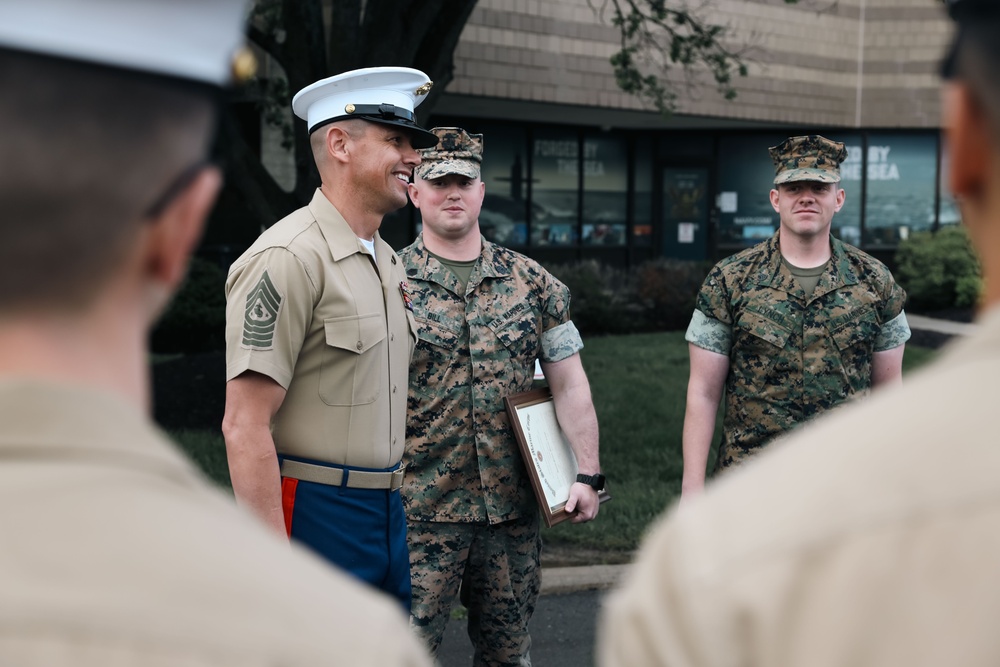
[
  {"left": 225, "top": 189, "right": 417, "bottom": 468},
  {"left": 0, "top": 380, "right": 431, "bottom": 666},
  {"left": 601, "top": 307, "right": 1000, "bottom": 667}
]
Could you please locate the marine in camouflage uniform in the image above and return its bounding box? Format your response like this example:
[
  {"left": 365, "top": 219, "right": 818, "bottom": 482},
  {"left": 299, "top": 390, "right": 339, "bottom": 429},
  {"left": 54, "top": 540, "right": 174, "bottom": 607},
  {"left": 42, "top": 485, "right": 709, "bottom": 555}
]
[
  {"left": 681, "top": 135, "right": 911, "bottom": 492},
  {"left": 401, "top": 127, "right": 603, "bottom": 666}
]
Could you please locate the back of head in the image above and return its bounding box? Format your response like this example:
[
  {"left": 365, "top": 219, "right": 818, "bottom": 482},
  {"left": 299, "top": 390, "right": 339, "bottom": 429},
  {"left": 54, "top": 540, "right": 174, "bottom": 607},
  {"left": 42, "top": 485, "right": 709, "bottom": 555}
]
[
  {"left": 0, "top": 0, "right": 249, "bottom": 314},
  {"left": 943, "top": 0, "right": 1000, "bottom": 134},
  {"left": 0, "top": 52, "right": 214, "bottom": 313}
]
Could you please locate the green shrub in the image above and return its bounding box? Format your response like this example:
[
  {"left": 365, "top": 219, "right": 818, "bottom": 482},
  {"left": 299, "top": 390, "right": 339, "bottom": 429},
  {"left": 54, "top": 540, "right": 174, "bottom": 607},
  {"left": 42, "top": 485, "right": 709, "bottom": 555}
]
[
  {"left": 955, "top": 274, "right": 982, "bottom": 309},
  {"left": 894, "top": 226, "right": 982, "bottom": 311},
  {"left": 545, "top": 258, "right": 710, "bottom": 335},
  {"left": 634, "top": 259, "right": 712, "bottom": 332},
  {"left": 547, "top": 260, "right": 644, "bottom": 335},
  {"left": 151, "top": 257, "right": 228, "bottom": 353}
]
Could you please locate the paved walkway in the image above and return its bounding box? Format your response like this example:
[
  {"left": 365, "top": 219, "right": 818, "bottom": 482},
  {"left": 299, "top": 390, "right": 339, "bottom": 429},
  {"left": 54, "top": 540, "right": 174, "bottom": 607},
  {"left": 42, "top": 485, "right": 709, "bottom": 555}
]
[
  {"left": 541, "top": 562, "right": 630, "bottom": 595},
  {"left": 438, "top": 589, "right": 606, "bottom": 667}
]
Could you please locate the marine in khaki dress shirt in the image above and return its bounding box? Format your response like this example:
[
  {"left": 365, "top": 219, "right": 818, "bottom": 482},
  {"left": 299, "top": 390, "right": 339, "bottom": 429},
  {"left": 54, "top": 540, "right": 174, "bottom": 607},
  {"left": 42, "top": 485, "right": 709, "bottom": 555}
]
[{"left": 226, "top": 188, "right": 416, "bottom": 468}]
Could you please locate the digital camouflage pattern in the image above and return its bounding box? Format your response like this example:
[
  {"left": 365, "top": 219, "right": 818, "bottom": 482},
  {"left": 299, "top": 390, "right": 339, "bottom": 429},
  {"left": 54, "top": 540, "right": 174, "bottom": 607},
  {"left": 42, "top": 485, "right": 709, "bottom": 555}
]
[
  {"left": 686, "top": 232, "right": 909, "bottom": 469},
  {"left": 400, "top": 235, "right": 581, "bottom": 524},
  {"left": 407, "top": 515, "right": 541, "bottom": 663},
  {"left": 414, "top": 126, "right": 483, "bottom": 180},
  {"left": 769, "top": 134, "right": 848, "bottom": 184}
]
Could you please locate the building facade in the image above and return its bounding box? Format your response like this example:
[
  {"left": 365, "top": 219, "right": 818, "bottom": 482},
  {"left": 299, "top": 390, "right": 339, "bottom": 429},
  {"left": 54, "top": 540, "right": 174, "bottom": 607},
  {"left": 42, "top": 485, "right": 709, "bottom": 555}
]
[{"left": 261, "top": 0, "right": 956, "bottom": 268}]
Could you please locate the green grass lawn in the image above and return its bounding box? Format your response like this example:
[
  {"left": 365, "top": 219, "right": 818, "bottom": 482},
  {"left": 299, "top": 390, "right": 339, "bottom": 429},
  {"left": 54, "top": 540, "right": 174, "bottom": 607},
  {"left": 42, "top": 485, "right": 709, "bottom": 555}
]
[
  {"left": 544, "top": 332, "right": 698, "bottom": 556},
  {"left": 173, "top": 335, "right": 940, "bottom": 558}
]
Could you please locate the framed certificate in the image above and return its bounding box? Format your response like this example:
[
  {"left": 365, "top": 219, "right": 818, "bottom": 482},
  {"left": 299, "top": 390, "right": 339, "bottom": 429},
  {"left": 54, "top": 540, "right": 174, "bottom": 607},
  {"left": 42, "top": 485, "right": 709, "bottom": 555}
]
[{"left": 504, "top": 387, "right": 610, "bottom": 528}]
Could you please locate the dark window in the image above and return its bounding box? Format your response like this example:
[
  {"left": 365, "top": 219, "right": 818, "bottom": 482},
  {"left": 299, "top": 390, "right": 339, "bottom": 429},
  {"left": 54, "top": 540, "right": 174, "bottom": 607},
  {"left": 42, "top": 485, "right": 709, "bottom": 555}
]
[
  {"left": 478, "top": 123, "right": 529, "bottom": 248},
  {"left": 581, "top": 133, "right": 628, "bottom": 247},
  {"left": 715, "top": 134, "right": 788, "bottom": 247},
  {"left": 863, "top": 133, "right": 939, "bottom": 246},
  {"left": 531, "top": 128, "right": 580, "bottom": 247},
  {"left": 633, "top": 138, "right": 653, "bottom": 247},
  {"left": 827, "top": 133, "right": 863, "bottom": 246}
]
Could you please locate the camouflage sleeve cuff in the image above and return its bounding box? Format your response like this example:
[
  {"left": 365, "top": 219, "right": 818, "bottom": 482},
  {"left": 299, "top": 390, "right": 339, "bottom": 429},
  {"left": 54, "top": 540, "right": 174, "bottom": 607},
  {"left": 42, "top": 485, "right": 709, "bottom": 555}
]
[
  {"left": 685, "top": 309, "right": 732, "bottom": 355},
  {"left": 874, "top": 310, "right": 911, "bottom": 351},
  {"left": 540, "top": 320, "right": 584, "bottom": 362}
]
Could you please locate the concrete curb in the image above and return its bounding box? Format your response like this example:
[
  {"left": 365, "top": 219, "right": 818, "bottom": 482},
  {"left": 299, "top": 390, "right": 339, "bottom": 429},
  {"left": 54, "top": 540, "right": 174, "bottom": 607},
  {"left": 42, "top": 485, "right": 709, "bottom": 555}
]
[{"left": 540, "top": 563, "right": 632, "bottom": 596}]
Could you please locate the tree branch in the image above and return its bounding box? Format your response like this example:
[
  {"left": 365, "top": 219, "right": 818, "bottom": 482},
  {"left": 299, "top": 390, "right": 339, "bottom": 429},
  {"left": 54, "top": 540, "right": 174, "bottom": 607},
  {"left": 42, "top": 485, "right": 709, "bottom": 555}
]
[{"left": 595, "top": 0, "right": 770, "bottom": 114}]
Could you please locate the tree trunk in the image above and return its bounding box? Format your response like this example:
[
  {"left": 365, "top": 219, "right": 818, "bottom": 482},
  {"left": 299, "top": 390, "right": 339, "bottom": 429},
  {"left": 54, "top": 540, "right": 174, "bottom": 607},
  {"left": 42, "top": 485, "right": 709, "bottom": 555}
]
[{"left": 229, "top": 0, "right": 480, "bottom": 232}]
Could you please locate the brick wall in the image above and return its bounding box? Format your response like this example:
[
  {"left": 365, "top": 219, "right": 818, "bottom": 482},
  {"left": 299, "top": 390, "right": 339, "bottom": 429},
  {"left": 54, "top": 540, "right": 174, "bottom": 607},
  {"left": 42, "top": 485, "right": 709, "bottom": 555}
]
[{"left": 446, "top": 0, "right": 954, "bottom": 128}]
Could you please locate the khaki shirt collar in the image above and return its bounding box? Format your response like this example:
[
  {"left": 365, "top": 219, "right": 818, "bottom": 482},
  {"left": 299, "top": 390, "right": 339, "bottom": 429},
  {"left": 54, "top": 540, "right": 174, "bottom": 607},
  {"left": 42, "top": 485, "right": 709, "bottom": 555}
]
[
  {"left": 944, "top": 302, "right": 1000, "bottom": 367},
  {"left": 306, "top": 188, "right": 387, "bottom": 261},
  {"left": 307, "top": 188, "right": 400, "bottom": 282},
  {"left": 308, "top": 189, "right": 360, "bottom": 262}
]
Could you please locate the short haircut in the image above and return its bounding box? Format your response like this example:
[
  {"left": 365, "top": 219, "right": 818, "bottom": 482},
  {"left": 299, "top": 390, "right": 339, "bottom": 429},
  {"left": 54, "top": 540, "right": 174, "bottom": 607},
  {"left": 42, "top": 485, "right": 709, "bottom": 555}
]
[
  {"left": 947, "top": 22, "right": 1000, "bottom": 135},
  {"left": 0, "top": 48, "right": 216, "bottom": 313},
  {"left": 310, "top": 117, "right": 370, "bottom": 165}
]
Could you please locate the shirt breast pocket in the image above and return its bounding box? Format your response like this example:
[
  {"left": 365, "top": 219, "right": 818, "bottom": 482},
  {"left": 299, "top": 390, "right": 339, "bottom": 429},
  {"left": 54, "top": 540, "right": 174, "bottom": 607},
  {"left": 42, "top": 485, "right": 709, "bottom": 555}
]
[
  {"left": 489, "top": 313, "right": 540, "bottom": 365},
  {"left": 734, "top": 309, "right": 792, "bottom": 393},
  {"left": 410, "top": 318, "right": 461, "bottom": 400},
  {"left": 319, "top": 313, "right": 386, "bottom": 406},
  {"left": 829, "top": 306, "right": 879, "bottom": 392},
  {"left": 830, "top": 306, "right": 879, "bottom": 352}
]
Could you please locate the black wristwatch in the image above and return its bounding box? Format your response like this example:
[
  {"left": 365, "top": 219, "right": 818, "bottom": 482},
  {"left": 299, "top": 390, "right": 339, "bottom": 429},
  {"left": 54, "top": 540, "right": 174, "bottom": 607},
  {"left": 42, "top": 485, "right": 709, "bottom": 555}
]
[{"left": 576, "top": 473, "right": 606, "bottom": 491}]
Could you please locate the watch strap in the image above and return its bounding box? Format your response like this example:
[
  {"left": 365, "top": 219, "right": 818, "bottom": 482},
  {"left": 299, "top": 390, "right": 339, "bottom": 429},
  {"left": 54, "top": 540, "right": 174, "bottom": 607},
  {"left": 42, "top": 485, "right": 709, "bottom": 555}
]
[{"left": 576, "top": 473, "right": 606, "bottom": 490}]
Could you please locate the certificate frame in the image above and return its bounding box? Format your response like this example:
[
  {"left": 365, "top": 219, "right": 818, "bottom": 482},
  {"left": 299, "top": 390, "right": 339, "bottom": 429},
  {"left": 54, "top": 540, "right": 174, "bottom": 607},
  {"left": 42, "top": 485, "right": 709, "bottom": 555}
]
[{"left": 504, "top": 387, "right": 610, "bottom": 528}]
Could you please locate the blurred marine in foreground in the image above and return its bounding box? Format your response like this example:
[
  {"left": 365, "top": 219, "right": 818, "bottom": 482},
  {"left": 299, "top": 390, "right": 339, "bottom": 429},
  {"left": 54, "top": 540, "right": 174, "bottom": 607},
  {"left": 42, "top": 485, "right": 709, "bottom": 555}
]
[
  {"left": 600, "top": 0, "right": 1000, "bottom": 664},
  {"left": 0, "top": 2, "right": 430, "bottom": 665}
]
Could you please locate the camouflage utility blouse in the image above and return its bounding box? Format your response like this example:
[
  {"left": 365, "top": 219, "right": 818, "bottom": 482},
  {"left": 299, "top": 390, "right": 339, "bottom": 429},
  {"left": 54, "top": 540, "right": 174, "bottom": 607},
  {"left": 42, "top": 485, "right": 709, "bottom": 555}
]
[
  {"left": 686, "top": 232, "right": 910, "bottom": 468},
  {"left": 400, "top": 236, "right": 583, "bottom": 524}
]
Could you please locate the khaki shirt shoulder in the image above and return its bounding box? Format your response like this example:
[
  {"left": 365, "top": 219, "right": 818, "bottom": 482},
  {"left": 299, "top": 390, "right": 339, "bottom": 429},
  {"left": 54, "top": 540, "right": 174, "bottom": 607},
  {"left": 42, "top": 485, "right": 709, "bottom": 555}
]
[
  {"left": 600, "top": 307, "right": 1000, "bottom": 667},
  {"left": 0, "top": 381, "right": 431, "bottom": 667},
  {"left": 225, "top": 189, "right": 416, "bottom": 468}
]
